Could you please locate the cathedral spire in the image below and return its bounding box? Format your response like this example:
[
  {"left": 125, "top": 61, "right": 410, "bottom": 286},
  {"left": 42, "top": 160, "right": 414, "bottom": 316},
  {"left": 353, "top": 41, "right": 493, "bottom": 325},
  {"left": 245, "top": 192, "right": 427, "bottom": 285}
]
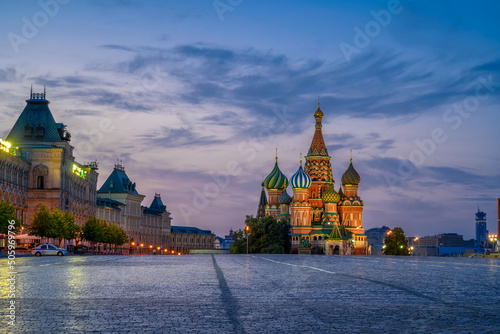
[{"left": 307, "top": 103, "right": 328, "bottom": 156}]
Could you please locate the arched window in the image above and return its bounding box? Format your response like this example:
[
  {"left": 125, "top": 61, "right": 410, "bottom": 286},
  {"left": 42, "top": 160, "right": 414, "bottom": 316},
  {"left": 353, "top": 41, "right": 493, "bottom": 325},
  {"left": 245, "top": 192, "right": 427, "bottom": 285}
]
[{"left": 37, "top": 176, "right": 44, "bottom": 189}]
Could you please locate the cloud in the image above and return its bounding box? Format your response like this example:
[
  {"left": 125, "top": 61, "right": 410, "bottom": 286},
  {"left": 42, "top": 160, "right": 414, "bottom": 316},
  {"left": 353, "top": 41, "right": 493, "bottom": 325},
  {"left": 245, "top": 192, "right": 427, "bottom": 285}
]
[
  {"left": 0, "top": 68, "right": 18, "bottom": 82},
  {"left": 473, "top": 58, "right": 500, "bottom": 72},
  {"left": 138, "top": 127, "right": 225, "bottom": 147}
]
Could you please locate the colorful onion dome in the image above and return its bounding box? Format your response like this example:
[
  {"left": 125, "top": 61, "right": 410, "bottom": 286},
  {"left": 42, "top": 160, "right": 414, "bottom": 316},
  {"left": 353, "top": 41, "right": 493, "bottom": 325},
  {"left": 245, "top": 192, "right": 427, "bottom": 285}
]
[
  {"left": 278, "top": 190, "right": 292, "bottom": 205},
  {"left": 263, "top": 159, "right": 289, "bottom": 190},
  {"left": 290, "top": 164, "right": 312, "bottom": 189},
  {"left": 322, "top": 184, "right": 340, "bottom": 203},
  {"left": 314, "top": 102, "right": 324, "bottom": 118},
  {"left": 342, "top": 160, "right": 360, "bottom": 185}
]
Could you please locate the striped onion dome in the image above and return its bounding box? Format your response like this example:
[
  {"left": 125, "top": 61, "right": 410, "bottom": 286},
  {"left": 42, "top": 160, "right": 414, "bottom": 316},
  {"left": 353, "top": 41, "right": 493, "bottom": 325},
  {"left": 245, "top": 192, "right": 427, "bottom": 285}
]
[
  {"left": 278, "top": 190, "right": 292, "bottom": 205},
  {"left": 322, "top": 184, "right": 340, "bottom": 203},
  {"left": 341, "top": 160, "right": 360, "bottom": 185},
  {"left": 263, "top": 161, "right": 289, "bottom": 190},
  {"left": 290, "top": 164, "right": 312, "bottom": 189}
]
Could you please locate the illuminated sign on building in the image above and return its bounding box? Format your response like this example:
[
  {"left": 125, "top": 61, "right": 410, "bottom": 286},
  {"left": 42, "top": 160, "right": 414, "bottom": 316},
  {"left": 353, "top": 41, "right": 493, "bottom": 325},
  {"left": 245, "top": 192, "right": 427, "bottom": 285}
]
[
  {"left": 0, "top": 139, "right": 13, "bottom": 154},
  {"left": 72, "top": 164, "right": 87, "bottom": 179}
]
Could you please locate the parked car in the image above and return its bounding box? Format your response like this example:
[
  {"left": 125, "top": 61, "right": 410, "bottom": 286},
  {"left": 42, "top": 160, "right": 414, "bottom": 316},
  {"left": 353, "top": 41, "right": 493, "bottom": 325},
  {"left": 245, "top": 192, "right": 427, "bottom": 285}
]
[{"left": 32, "top": 244, "right": 68, "bottom": 256}]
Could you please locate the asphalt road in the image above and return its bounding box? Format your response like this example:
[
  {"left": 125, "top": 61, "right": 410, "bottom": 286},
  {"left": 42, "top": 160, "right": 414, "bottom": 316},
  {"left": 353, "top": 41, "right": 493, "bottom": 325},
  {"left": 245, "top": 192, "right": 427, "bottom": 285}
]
[{"left": 1, "top": 254, "right": 499, "bottom": 333}]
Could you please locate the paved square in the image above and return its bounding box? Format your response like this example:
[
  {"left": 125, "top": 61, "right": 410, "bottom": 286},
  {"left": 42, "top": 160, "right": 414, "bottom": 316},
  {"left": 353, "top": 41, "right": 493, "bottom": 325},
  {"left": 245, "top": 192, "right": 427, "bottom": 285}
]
[{"left": 1, "top": 255, "right": 499, "bottom": 333}]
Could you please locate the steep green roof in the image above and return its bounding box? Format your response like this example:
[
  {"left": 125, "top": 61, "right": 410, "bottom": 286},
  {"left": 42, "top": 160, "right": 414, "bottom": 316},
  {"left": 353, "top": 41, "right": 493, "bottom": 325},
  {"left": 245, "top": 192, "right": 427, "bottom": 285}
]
[
  {"left": 259, "top": 183, "right": 268, "bottom": 206},
  {"left": 339, "top": 222, "right": 351, "bottom": 240},
  {"left": 329, "top": 225, "right": 343, "bottom": 240},
  {"left": 143, "top": 194, "right": 169, "bottom": 216},
  {"left": 97, "top": 165, "right": 138, "bottom": 194},
  {"left": 6, "top": 95, "right": 67, "bottom": 145}
]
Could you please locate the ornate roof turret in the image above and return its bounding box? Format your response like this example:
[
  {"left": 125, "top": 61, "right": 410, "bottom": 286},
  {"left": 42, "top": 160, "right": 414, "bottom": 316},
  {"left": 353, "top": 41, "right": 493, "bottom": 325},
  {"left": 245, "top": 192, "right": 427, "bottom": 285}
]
[
  {"left": 98, "top": 163, "right": 139, "bottom": 194},
  {"left": 307, "top": 103, "right": 328, "bottom": 156},
  {"left": 321, "top": 184, "right": 340, "bottom": 204},
  {"left": 342, "top": 153, "right": 361, "bottom": 185},
  {"left": 259, "top": 182, "right": 268, "bottom": 206},
  {"left": 313, "top": 102, "right": 324, "bottom": 118},
  {"left": 263, "top": 154, "right": 289, "bottom": 190},
  {"left": 6, "top": 88, "right": 71, "bottom": 144},
  {"left": 278, "top": 190, "right": 292, "bottom": 205},
  {"left": 290, "top": 155, "right": 312, "bottom": 189}
]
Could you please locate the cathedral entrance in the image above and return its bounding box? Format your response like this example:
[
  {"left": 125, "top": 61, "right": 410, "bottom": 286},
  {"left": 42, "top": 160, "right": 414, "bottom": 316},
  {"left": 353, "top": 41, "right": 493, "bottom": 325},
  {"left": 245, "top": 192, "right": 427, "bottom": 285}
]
[{"left": 333, "top": 245, "right": 340, "bottom": 255}]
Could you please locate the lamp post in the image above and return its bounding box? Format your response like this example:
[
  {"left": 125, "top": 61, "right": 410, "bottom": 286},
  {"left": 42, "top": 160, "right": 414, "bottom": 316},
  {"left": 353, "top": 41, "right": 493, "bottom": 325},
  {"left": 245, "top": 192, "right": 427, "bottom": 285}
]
[{"left": 245, "top": 225, "right": 250, "bottom": 255}]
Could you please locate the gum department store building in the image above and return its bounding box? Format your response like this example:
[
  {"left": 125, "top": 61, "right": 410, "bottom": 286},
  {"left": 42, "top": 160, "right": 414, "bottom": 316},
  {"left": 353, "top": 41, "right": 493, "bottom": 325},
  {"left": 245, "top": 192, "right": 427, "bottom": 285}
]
[
  {"left": 258, "top": 104, "right": 370, "bottom": 255},
  {"left": 0, "top": 91, "right": 214, "bottom": 252}
]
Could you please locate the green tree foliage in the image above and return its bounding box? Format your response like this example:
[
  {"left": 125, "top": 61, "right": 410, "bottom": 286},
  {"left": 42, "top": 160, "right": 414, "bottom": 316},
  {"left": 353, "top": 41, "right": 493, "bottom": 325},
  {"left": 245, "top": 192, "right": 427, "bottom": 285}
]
[
  {"left": 229, "top": 229, "right": 246, "bottom": 254},
  {"left": 231, "top": 215, "right": 291, "bottom": 254},
  {"left": 0, "top": 200, "right": 21, "bottom": 234},
  {"left": 28, "top": 204, "right": 56, "bottom": 240},
  {"left": 106, "top": 223, "right": 128, "bottom": 248},
  {"left": 82, "top": 217, "right": 128, "bottom": 251},
  {"left": 28, "top": 205, "right": 80, "bottom": 246},
  {"left": 62, "top": 211, "right": 81, "bottom": 241},
  {"left": 52, "top": 209, "right": 80, "bottom": 246},
  {"left": 382, "top": 227, "right": 410, "bottom": 256},
  {"left": 82, "top": 216, "right": 105, "bottom": 244}
]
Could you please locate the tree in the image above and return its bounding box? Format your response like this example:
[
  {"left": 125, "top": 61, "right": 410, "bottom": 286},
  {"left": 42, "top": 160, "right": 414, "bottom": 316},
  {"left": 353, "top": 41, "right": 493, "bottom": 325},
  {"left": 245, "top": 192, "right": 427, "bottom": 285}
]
[
  {"left": 0, "top": 200, "right": 21, "bottom": 234},
  {"left": 106, "top": 223, "right": 128, "bottom": 251},
  {"left": 382, "top": 227, "right": 410, "bottom": 256},
  {"left": 230, "top": 229, "right": 246, "bottom": 254},
  {"left": 52, "top": 210, "right": 80, "bottom": 247},
  {"left": 82, "top": 216, "right": 105, "bottom": 249},
  {"left": 231, "top": 215, "right": 291, "bottom": 254},
  {"left": 28, "top": 204, "right": 56, "bottom": 242},
  {"left": 62, "top": 211, "right": 81, "bottom": 243}
]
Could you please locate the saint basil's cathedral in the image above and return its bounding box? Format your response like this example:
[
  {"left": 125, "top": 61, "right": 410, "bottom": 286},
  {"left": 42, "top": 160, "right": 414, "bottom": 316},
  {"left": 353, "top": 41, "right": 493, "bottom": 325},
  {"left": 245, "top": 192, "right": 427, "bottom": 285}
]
[{"left": 257, "top": 104, "right": 370, "bottom": 255}]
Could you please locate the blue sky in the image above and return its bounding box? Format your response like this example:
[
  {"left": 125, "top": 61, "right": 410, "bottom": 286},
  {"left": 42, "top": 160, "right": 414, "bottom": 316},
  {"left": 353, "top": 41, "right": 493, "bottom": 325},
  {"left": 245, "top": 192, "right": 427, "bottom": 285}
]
[{"left": 1, "top": 0, "right": 499, "bottom": 238}]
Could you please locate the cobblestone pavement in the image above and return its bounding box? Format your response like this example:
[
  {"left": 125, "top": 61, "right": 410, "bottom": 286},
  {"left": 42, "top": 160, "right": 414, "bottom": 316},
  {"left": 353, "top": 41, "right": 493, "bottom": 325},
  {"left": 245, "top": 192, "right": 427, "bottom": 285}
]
[{"left": 1, "top": 254, "right": 499, "bottom": 333}]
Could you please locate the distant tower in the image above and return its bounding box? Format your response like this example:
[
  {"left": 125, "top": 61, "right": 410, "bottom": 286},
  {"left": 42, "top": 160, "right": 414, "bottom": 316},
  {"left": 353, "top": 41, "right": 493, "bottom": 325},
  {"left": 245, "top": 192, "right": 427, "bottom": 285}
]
[
  {"left": 338, "top": 153, "right": 363, "bottom": 231},
  {"left": 475, "top": 208, "right": 488, "bottom": 247},
  {"left": 304, "top": 103, "right": 333, "bottom": 224},
  {"left": 263, "top": 153, "right": 288, "bottom": 219},
  {"left": 277, "top": 190, "right": 292, "bottom": 223},
  {"left": 256, "top": 182, "right": 267, "bottom": 219},
  {"left": 290, "top": 158, "right": 312, "bottom": 227}
]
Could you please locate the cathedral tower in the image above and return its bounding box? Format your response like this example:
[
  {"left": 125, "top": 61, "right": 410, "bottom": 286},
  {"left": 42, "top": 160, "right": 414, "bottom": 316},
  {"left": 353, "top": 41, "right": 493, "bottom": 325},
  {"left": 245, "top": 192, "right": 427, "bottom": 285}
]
[
  {"left": 256, "top": 182, "right": 267, "bottom": 219},
  {"left": 263, "top": 155, "right": 288, "bottom": 218},
  {"left": 338, "top": 155, "right": 363, "bottom": 232},
  {"left": 304, "top": 103, "right": 333, "bottom": 225}
]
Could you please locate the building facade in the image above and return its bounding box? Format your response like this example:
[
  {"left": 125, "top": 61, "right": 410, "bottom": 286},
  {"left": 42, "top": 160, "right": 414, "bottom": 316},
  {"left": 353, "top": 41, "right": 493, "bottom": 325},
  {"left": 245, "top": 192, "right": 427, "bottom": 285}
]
[
  {"left": 1, "top": 91, "right": 98, "bottom": 226},
  {"left": 96, "top": 163, "right": 172, "bottom": 250},
  {"left": 411, "top": 233, "right": 465, "bottom": 257},
  {"left": 475, "top": 207, "right": 488, "bottom": 247},
  {"left": 259, "top": 104, "right": 369, "bottom": 255},
  {"left": 1, "top": 91, "right": 214, "bottom": 253}
]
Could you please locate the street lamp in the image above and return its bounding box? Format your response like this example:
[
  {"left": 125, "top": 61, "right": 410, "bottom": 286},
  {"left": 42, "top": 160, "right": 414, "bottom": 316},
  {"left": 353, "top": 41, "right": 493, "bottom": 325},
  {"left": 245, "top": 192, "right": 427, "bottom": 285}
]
[{"left": 245, "top": 225, "right": 250, "bottom": 255}]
